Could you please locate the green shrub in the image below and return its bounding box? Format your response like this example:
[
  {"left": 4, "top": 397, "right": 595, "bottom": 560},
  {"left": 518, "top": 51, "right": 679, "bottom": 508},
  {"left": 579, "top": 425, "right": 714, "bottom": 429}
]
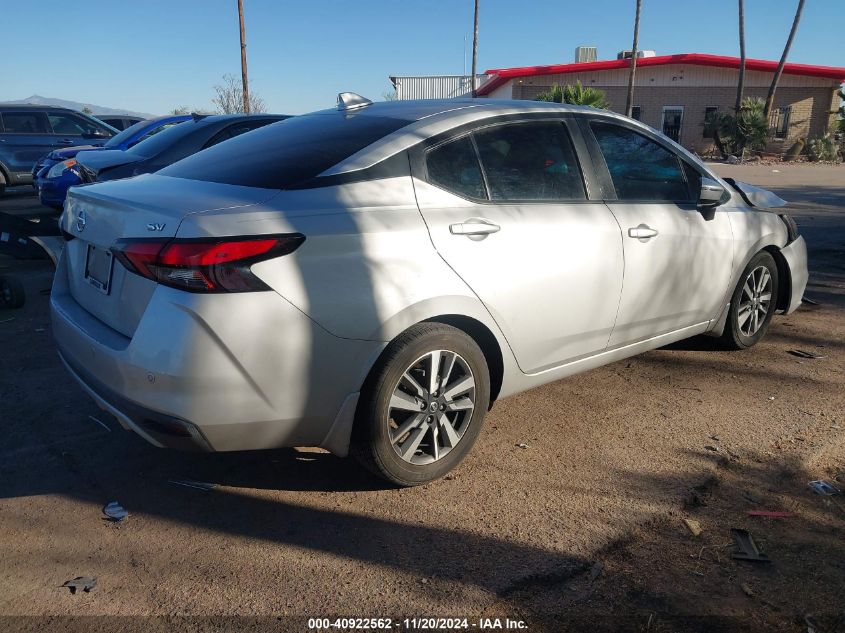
[
  {"left": 535, "top": 81, "right": 609, "bottom": 109},
  {"left": 806, "top": 134, "right": 841, "bottom": 162}
]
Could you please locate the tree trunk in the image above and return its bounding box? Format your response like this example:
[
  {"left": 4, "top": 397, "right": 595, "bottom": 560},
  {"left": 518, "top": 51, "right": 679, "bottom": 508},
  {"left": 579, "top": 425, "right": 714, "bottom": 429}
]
[
  {"left": 735, "top": 0, "right": 746, "bottom": 112},
  {"left": 470, "top": 0, "right": 479, "bottom": 97},
  {"left": 764, "top": 0, "right": 806, "bottom": 118},
  {"left": 625, "top": 0, "right": 642, "bottom": 117},
  {"left": 238, "top": 0, "right": 250, "bottom": 114}
]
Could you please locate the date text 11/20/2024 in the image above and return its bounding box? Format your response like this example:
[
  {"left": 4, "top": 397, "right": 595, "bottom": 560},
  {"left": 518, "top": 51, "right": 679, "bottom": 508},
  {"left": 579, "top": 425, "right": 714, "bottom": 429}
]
[{"left": 307, "top": 617, "right": 529, "bottom": 630}]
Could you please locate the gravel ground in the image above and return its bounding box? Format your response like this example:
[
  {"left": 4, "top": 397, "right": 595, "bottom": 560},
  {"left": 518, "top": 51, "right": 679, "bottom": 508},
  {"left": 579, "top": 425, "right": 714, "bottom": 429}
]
[{"left": 1, "top": 165, "right": 843, "bottom": 632}]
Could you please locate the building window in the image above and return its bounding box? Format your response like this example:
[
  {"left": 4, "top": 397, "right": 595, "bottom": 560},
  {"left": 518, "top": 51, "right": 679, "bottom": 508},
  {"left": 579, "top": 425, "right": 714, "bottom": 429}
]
[
  {"left": 704, "top": 106, "right": 719, "bottom": 138},
  {"left": 770, "top": 106, "right": 792, "bottom": 139},
  {"left": 661, "top": 106, "right": 684, "bottom": 143},
  {"left": 630, "top": 106, "right": 642, "bottom": 121}
]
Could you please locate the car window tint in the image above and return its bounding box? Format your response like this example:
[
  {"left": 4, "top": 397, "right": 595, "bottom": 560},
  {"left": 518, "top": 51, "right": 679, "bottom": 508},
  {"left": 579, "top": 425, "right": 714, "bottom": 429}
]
[
  {"left": 590, "top": 122, "right": 691, "bottom": 201},
  {"left": 2, "top": 111, "right": 51, "bottom": 134},
  {"left": 426, "top": 135, "right": 486, "bottom": 200},
  {"left": 160, "top": 114, "right": 411, "bottom": 189},
  {"left": 473, "top": 121, "right": 585, "bottom": 201},
  {"left": 48, "top": 113, "right": 99, "bottom": 136},
  {"left": 203, "top": 120, "right": 272, "bottom": 149}
]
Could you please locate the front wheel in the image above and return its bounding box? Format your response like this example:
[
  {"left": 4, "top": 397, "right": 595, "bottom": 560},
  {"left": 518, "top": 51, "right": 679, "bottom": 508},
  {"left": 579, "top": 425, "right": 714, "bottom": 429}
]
[
  {"left": 352, "top": 323, "right": 490, "bottom": 486},
  {"left": 720, "top": 251, "right": 779, "bottom": 350}
]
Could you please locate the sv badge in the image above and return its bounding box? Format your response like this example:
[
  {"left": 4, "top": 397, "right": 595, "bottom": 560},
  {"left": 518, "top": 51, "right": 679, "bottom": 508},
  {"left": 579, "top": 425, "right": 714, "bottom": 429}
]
[{"left": 146, "top": 223, "right": 166, "bottom": 232}]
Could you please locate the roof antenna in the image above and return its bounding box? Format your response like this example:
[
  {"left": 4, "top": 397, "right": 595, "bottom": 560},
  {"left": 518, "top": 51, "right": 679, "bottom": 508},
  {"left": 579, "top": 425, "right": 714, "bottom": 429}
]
[{"left": 337, "top": 92, "right": 373, "bottom": 111}]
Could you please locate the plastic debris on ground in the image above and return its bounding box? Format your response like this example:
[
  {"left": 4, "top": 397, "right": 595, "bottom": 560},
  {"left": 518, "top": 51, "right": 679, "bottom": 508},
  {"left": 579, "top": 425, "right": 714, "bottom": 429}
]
[
  {"left": 168, "top": 478, "right": 218, "bottom": 491},
  {"left": 515, "top": 443, "right": 529, "bottom": 449},
  {"left": 62, "top": 577, "right": 97, "bottom": 594},
  {"left": 808, "top": 480, "right": 841, "bottom": 496},
  {"left": 730, "top": 528, "right": 770, "bottom": 563},
  {"left": 103, "top": 501, "right": 128, "bottom": 522}
]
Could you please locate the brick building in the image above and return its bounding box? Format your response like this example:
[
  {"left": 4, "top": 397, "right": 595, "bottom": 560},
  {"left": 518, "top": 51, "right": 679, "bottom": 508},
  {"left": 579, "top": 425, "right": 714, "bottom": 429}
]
[{"left": 477, "top": 53, "right": 845, "bottom": 154}]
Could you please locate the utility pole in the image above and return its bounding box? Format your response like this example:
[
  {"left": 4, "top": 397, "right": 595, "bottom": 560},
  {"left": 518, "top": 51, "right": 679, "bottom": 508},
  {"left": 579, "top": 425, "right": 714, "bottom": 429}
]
[
  {"left": 625, "top": 0, "right": 642, "bottom": 117},
  {"left": 735, "top": 0, "right": 746, "bottom": 112},
  {"left": 238, "top": 0, "right": 250, "bottom": 113},
  {"left": 470, "top": 0, "right": 479, "bottom": 97}
]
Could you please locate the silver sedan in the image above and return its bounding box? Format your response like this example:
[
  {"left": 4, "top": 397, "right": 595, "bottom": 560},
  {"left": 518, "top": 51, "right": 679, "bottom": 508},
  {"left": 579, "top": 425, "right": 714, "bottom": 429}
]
[{"left": 52, "top": 97, "right": 808, "bottom": 485}]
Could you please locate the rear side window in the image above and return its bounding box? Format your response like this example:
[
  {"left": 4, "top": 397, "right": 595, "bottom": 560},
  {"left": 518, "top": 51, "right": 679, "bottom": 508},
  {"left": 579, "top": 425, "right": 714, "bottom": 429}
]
[
  {"left": 202, "top": 119, "right": 276, "bottom": 149},
  {"left": 426, "top": 136, "right": 486, "bottom": 199},
  {"left": 474, "top": 121, "right": 585, "bottom": 201},
  {"left": 1, "top": 111, "right": 51, "bottom": 134},
  {"left": 160, "top": 114, "right": 412, "bottom": 189},
  {"left": 590, "top": 122, "right": 692, "bottom": 202}
]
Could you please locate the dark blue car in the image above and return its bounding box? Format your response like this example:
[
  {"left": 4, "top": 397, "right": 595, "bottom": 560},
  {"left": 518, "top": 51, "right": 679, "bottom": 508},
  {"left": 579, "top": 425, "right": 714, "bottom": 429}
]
[{"left": 33, "top": 115, "right": 191, "bottom": 209}]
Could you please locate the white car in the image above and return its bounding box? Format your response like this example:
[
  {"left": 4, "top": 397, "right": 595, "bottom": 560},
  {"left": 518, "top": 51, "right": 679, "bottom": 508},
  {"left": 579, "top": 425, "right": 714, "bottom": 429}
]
[{"left": 51, "top": 96, "right": 808, "bottom": 485}]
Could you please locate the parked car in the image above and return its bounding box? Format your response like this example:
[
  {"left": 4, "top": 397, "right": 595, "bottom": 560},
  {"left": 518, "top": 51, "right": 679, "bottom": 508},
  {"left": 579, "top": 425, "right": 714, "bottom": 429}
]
[
  {"left": 95, "top": 115, "right": 145, "bottom": 131},
  {"left": 75, "top": 114, "right": 289, "bottom": 184},
  {"left": 0, "top": 105, "right": 116, "bottom": 195},
  {"left": 51, "top": 97, "right": 808, "bottom": 486},
  {"left": 34, "top": 115, "right": 192, "bottom": 209}
]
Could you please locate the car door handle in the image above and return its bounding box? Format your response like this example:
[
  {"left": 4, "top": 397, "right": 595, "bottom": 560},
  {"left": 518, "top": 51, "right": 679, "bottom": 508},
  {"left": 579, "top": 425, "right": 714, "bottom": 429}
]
[
  {"left": 628, "top": 224, "right": 659, "bottom": 240},
  {"left": 56, "top": 138, "right": 75, "bottom": 145},
  {"left": 449, "top": 218, "right": 501, "bottom": 237}
]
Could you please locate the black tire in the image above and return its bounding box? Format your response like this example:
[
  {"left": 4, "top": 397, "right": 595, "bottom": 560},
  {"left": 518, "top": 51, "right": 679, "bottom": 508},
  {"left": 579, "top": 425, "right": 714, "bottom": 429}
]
[
  {"left": 0, "top": 275, "right": 26, "bottom": 309},
  {"left": 352, "top": 323, "right": 490, "bottom": 486},
  {"left": 720, "top": 251, "right": 779, "bottom": 350}
]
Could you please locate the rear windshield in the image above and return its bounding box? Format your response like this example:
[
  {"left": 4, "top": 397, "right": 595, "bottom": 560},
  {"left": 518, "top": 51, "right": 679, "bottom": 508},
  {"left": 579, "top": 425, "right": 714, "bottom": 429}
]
[
  {"left": 159, "top": 113, "right": 412, "bottom": 189},
  {"left": 127, "top": 119, "right": 203, "bottom": 158}
]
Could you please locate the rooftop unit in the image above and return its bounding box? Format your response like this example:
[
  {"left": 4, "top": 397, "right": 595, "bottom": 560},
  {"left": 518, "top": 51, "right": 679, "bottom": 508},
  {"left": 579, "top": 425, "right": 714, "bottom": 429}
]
[
  {"left": 575, "top": 46, "right": 597, "bottom": 63},
  {"left": 617, "top": 49, "right": 657, "bottom": 60}
]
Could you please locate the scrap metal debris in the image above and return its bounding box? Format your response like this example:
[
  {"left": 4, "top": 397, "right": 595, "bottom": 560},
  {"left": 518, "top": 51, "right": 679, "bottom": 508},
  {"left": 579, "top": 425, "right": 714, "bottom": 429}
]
[
  {"left": 103, "top": 501, "right": 128, "bottom": 522},
  {"left": 808, "top": 480, "right": 841, "bottom": 496},
  {"left": 788, "top": 349, "right": 826, "bottom": 359},
  {"left": 168, "top": 478, "right": 218, "bottom": 491},
  {"left": 62, "top": 577, "right": 97, "bottom": 594},
  {"left": 730, "top": 528, "right": 770, "bottom": 563}
]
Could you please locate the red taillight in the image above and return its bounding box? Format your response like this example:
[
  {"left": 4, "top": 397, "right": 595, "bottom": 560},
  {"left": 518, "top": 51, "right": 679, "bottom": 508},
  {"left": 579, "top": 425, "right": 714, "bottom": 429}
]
[{"left": 111, "top": 235, "right": 304, "bottom": 293}]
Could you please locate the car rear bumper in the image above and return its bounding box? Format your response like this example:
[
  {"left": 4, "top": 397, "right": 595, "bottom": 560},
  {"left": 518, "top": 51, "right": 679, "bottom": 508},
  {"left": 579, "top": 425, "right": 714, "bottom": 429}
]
[
  {"left": 50, "top": 249, "right": 383, "bottom": 453},
  {"left": 780, "top": 235, "right": 808, "bottom": 314}
]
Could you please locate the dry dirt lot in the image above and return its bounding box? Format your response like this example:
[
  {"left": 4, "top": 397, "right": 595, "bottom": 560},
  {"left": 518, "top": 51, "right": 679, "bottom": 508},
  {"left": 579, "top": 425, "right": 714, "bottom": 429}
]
[{"left": 1, "top": 165, "right": 843, "bottom": 632}]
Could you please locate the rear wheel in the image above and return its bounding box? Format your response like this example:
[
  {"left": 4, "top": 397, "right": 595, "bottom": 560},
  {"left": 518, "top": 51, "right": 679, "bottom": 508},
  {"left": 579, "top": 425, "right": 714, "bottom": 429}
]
[
  {"left": 720, "top": 251, "right": 778, "bottom": 350},
  {"left": 353, "top": 323, "right": 490, "bottom": 486}
]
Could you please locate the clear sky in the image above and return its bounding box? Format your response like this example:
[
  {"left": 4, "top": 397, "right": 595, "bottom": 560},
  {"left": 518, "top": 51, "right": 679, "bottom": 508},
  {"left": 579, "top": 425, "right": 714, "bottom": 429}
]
[{"left": 3, "top": 0, "right": 842, "bottom": 116}]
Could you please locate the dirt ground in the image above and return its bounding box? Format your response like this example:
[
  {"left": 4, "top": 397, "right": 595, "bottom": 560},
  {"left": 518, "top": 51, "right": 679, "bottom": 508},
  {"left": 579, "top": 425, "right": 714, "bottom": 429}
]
[{"left": 1, "top": 164, "right": 843, "bottom": 632}]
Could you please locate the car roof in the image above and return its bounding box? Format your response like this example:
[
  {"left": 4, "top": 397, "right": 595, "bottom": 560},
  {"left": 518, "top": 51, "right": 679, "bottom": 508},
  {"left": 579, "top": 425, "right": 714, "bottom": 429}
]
[
  {"left": 0, "top": 104, "right": 78, "bottom": 111},
  {"left": 319, "top": 98, "right": 625, "bottom": 176}
]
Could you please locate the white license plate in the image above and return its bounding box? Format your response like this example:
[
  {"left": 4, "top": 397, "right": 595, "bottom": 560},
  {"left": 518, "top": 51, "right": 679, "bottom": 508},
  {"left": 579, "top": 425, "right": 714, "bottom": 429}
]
[{"left": 84, "top": 244, "right": 114, "bottom": 294}]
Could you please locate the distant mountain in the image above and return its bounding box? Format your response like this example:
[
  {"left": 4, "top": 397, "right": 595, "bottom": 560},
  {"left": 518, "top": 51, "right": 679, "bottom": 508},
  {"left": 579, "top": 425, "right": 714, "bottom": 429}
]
[{"left": 0, "top": 95, "right": 157, "bottom": 119}]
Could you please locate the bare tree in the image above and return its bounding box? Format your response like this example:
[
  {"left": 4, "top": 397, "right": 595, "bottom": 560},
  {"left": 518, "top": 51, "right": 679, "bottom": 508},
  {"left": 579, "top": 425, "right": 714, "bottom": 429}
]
[
  {"left": 470, "top": 0, "right": 479, "bottom": 97},
  {"left": 625, "top": 0, "right": 642, "bottom": 117},
  {"left": 735, "top": 0, "right": 746, "bottom": 112},
  {"left": 212, "top": 74, "right": 266, "bottom": 114},
  {"left": 237, "top": 0, "right": 250, "bottom": 113},
  {"left": 171, "top": 106, "right": 191, "bottom": 115},
  {"left": 764, "top": 0, "right": 806, "bottom": 117}
]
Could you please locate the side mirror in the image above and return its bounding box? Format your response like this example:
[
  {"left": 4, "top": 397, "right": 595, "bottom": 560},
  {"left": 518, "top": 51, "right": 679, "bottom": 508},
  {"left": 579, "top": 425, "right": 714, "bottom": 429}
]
[{"left": 699, "top": 177, "right": 726, "bottom": 207}]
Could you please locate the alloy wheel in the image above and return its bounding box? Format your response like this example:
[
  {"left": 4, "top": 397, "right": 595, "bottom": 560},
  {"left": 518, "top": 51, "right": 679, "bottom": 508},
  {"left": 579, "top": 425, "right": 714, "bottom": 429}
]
[
  {"left": 387, "top": 350, "right": 476, "bottom": 465},
  {"left": 737, "top": 265, "right": 773, "bottom": 337}
]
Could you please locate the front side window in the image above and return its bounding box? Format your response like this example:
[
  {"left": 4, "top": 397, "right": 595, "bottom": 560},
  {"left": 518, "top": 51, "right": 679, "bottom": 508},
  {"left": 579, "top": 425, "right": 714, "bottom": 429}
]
[
  {"left": 1, "top": 111, "right": 51, "bottom": 134},
  {"left": 48, "top": 112, "right": 107, "bottom": 136},
  {"left": 590, "top": 122, "right": 692, "bottom": 202},
  {"left": 473, "top": 121, "right": 585, "bottom": 201},
  {"left": 426, "top": 135, "right": 486, "bottom": 199}
]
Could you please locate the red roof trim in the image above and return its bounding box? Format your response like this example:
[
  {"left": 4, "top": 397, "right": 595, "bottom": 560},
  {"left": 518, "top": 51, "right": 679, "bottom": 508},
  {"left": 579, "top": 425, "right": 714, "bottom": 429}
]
[{"left": 478, "top": 53, "right": 845, "bottom": 95}]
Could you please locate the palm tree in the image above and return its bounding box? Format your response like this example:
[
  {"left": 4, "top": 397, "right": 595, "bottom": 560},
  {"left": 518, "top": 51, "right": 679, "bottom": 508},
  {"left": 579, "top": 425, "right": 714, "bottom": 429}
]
[
  {"left": 735, "top": 0, "right": 746, "bottom": 112},
  {"left": 470, "top": 0, "right": 480, "bottom": 97},
  {"left": 536, "top": 82, "right": 609, "bottom": 109},
  {"left": 625, "top": 0, "right": 643, "bottom": 117},
  {"left": 764, "top": 0, "right": 806, "bottom": 117}
]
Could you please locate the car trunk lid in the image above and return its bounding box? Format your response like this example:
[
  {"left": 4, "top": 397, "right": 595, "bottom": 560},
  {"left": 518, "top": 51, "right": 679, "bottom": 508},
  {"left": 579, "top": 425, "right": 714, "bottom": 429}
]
[{"left": 60, "top": 174, "right": 280, "bottom": 337}]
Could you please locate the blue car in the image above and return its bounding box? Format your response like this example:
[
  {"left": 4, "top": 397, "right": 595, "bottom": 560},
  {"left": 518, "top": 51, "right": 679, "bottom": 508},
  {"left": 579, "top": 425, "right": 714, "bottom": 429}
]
[{"left": 33, "top": 114, "right": 190, "bottom": 209}]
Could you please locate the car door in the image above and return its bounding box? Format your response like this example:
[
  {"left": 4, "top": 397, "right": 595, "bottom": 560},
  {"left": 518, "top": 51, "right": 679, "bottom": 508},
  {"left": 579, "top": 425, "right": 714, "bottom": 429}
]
[
  {"left": 46, "top": 111, "right": 111, "bottom": 149},
  {"left": 412, "top": 118, "right": 624, "bottom": 374},
  {"left": 0, "top": 110, "right": 55, "bottom": 182},
  {"left": 581, "top": 118, "right": 734, "bottom": 348}
]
